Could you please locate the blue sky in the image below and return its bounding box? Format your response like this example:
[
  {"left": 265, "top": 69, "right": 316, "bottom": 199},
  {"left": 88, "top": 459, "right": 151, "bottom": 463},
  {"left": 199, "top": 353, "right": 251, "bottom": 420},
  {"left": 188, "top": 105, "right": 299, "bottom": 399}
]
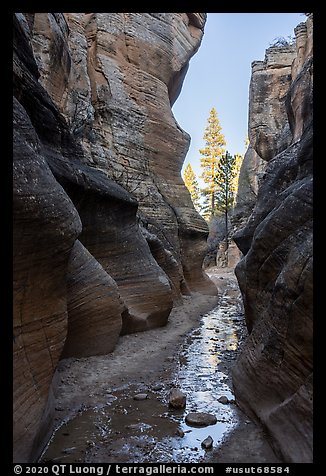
[{"left": 172, "top": 12, "right": 304, "bottom": 185}]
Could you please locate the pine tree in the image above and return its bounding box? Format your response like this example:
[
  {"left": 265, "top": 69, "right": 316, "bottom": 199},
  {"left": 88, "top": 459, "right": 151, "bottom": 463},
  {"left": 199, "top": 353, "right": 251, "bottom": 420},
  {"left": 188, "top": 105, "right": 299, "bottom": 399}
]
[
  {"left": 214, "top": 151, "right": 242, "bottom": 262},
  {"left": 244, "top": 136, "right": 250, "bottom": 148},
  {"left": 232, "top": 153, "right": 243, "bottom": 203},
  {"left": 183, "top": 163, "right": 201, "bottom": 211},
  {"left": 199, "top": 107, "right": 226, "bottom": 218}
]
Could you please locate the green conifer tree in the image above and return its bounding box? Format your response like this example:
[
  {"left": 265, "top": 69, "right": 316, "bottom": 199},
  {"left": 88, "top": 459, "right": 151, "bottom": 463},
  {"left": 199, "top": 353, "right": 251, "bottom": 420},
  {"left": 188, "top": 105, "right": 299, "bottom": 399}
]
[
  {"left": 199, "top": 107, "right": 226, "bottom": 218},
  {"left": 214, "top": 150, "right": 242, "bottom": 260},
  {"left": 183, "top": 163, "right": 201, "bottom": 212}
]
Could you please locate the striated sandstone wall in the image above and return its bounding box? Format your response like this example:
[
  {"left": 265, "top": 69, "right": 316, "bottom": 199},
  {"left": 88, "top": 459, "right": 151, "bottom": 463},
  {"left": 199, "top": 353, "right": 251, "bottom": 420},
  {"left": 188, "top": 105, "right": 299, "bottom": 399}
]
[
  {"left": 232, "top": 40, "right": 296, "bottom": 250},
  {"left": 249, "top": 44, "right": 296, "bottom": 161},
  {"left": 232, "top": 144, "right": 266, "bottom": 233},
  {"left": 13, "top": 15, "right": 83, "bottom": 461},
  {"left": 30, "top": 12, "right": 216, "bottom": 297},
  {"left": 62, "top": 240, "right": 125, "bottom": 358},
  {"left": 232, "top": 14, "right": 313, "bottom": 463},
  {"left": 13, "top": 12, "right": 215, "bottom": 462}
]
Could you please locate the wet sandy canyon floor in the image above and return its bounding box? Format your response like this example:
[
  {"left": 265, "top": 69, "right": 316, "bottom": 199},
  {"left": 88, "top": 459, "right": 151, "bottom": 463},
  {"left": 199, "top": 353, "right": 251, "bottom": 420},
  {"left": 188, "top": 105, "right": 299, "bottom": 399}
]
[{"left": 40, "top": 268, "right": 280, "bottom": 464}]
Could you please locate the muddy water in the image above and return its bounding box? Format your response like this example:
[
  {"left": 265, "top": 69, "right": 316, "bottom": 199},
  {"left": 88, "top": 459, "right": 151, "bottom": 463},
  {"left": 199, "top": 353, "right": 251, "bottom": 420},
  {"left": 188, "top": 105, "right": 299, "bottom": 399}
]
[{"left": 40, "top": 276, "right": 246, "bottom": 463}]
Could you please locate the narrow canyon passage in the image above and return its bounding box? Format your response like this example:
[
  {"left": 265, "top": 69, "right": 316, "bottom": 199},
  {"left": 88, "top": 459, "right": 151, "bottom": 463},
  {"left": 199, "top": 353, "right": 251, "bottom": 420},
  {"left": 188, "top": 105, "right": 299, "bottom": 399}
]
[
  {"left": 39, "top": 268, "right": 279, "bottom": 464},
  {"left": 13, "top": 12, "right": 313, "bottom": 464}
]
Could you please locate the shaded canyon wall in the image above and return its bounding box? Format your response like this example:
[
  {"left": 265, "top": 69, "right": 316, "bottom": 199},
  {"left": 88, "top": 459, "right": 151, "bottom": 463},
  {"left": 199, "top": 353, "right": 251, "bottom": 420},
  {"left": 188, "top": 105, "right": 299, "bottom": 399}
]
[
  {"left": 13, "top": 12, "right": 216, "bottom": 462},
  {"left": 232, "top": 15, "right": 313, "bottom": 463}
]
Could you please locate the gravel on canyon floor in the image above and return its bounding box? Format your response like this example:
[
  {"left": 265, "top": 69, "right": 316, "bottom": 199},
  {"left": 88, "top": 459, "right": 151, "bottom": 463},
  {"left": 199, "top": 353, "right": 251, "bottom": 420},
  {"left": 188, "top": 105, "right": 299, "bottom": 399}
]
[{"left": 40, "top": 267, "right": 281, "bottom": 464}]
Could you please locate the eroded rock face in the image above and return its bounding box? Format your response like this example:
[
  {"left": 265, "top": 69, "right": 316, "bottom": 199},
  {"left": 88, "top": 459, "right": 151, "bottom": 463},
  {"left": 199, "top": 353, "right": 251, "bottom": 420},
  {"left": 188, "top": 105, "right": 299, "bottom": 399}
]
[
  {"left": 13, "top": 15, "right": 82, "bottom": 461},
  {"left": 62, "top": 240, "right": 125, "bottom": 358},
  {"left": 29, "top": 12, "right": 216, "bottom": 297},
  {"left": 13, "top": 12, "right": 215, "bottom": 462},
  {"left": 141, "top": 226, "right": 186, "bottom": 300},
  {"left": 249, "top": 46, "right": 296, "bottom": 161},
  {"left": 60, "top": 165, "right": 174, "bottom": 335},
  {"left": 232, "top": 144, "right": 266, "bottom": 234},
  {"left": 233, "top": 15, "right": 313, "bottom": 463}
]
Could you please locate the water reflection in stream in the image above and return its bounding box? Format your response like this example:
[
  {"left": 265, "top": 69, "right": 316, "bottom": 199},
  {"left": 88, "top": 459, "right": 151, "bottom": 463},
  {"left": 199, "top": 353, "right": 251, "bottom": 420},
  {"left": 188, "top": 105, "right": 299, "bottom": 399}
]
[{"left": 40, "top": 276, "right": 246, "bottom": 463}]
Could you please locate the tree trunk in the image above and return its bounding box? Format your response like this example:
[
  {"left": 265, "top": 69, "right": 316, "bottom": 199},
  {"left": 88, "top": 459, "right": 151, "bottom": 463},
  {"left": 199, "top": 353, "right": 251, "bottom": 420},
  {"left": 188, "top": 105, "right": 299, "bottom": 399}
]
[{"left": 225, "top": 179, "right": 229, "bottom": 266}]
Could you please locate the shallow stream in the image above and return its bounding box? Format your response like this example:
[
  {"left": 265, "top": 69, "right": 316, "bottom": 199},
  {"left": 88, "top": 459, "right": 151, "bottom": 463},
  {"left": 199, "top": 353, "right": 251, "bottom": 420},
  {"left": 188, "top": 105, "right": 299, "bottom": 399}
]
[{"left": 40, "top": 276, "right": 246, "bottom": 463}]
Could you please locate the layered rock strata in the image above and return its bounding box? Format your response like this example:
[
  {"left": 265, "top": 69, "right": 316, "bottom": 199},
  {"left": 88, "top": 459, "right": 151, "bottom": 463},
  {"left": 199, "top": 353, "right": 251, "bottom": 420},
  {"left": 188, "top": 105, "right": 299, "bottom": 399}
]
[
  {"left": 248, "top": 44, "right": 296, "bottom": 161},
  {"left": 13, "top": 16, "right": 81, "bottom": 461},
  {"left": 232, "top": 145, "right": 266, "bottom": 232},
  {"left": 13, "top": 12, "right": 215, "bottom": 462},
  {"left": 30, "top": 12, "right": 216, "bottom": 297},
  {"left": 232, "top": 14, "right": 313, "bottom": 463},
  {"left": 62, "top": 240, "right": 125, "bottom": 358}
]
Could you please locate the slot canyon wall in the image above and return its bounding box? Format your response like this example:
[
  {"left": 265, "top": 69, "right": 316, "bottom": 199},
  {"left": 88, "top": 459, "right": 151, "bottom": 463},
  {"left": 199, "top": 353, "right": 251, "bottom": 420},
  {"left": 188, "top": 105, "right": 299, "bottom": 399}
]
[
  {"left": 232, "top": 144, "right": 266, "bottom": 232},
  {"left": 13, "top": 12, "right": 216, "bottom": 463},
  {"left": 232, "top": 14, "right": 313, "bottom": 463}
]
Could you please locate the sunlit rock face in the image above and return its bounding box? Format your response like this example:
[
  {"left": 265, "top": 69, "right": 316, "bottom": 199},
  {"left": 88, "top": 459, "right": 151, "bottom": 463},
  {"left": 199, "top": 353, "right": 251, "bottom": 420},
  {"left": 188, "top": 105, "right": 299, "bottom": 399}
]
[
  {"left": 13, "top": 12, "right": 215, "bottom": 462},
  {"left": 30, "top": 12, "right": 216, "bottom": 297},
  {"left": 233, "top": 14, "right": 313, "bottom": 463},
  {"left": 248, "top": 45, "right": 296, "bottom": 161}
]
